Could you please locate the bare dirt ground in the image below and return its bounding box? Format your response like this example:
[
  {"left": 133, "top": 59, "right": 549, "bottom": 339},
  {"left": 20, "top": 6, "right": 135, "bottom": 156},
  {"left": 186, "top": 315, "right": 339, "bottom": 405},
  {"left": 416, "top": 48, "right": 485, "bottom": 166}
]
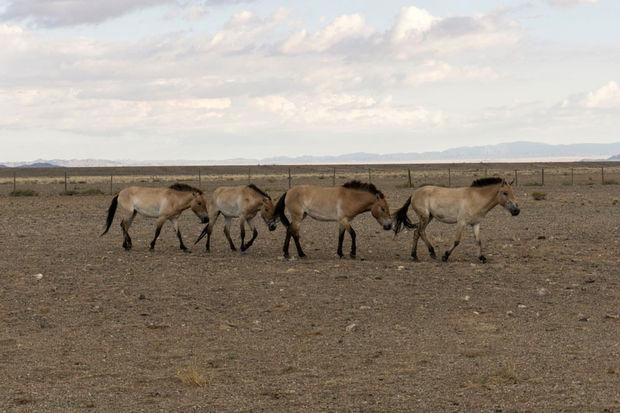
[{"left": 1, "top": 170, "right": 619, "bottom": 412}]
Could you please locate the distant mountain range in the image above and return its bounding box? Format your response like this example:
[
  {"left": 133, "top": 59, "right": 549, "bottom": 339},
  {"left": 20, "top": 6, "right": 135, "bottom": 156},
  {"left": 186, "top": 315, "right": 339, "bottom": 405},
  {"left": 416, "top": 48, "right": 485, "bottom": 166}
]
[{"left": 3, "top": 141, "right": 620, "bottom": 167}]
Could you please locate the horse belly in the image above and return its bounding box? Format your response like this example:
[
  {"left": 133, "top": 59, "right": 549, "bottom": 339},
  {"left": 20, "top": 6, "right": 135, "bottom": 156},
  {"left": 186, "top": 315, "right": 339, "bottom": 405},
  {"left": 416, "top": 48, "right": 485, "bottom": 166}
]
[{"left": 132, "top": 199, "right": 163, "bottom": 218}]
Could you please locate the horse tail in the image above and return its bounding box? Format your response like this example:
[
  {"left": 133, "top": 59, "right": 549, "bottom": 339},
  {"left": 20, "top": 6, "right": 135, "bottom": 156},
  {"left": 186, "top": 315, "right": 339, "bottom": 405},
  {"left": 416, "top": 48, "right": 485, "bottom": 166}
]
[
  {"left": 392, "top": 196, "right": 416, "bottom": 236},
  {"left": 101, "top": 195, "right": 119, "bottom": 236},
  {"left": 274, "top": 192, "right": 290, "bottom": 227}
]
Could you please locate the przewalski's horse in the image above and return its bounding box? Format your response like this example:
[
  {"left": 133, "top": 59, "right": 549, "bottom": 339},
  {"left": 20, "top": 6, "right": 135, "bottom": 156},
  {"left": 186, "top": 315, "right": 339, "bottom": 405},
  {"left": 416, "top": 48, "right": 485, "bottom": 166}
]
[
  {"left": 393, "top": 177, "right": 520, "bottom": 263},
  {"left": 273, "top": 181, "right": 393, "bottom": 259},
  {"left": 101, "top": 183, "right": 209, "bottom": 252},
  {"left": 194, "top": 184, "right": 277, "bottom": 252}
]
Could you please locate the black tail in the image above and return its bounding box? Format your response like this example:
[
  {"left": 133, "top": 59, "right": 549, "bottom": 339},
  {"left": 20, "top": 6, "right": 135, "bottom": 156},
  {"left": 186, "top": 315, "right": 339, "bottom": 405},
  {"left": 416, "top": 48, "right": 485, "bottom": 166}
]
[
  {"left": 392, "top": 197, "right": 417, "bottom": 236},
  {"left": 194, "top": 224, "right": 209, "bottom": 245},
  {"left": 274, "top": 192, "right": 290, "bottom": 227},
  {"left": 101, "top": 195, "right": 119, "bottom": 236}
]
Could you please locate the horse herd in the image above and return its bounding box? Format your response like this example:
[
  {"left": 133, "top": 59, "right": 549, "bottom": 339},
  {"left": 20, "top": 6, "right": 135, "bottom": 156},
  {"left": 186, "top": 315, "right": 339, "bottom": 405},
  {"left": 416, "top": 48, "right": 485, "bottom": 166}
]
[{"left": 101, "top": 177, "right": 520, "bottom": 262}]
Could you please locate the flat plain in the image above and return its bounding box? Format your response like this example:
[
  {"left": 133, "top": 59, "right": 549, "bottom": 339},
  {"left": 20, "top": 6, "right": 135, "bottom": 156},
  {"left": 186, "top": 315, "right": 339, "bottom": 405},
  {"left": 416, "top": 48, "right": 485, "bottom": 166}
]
[{"left": 1, "top": 164, "right": 619, "bottom": 412}]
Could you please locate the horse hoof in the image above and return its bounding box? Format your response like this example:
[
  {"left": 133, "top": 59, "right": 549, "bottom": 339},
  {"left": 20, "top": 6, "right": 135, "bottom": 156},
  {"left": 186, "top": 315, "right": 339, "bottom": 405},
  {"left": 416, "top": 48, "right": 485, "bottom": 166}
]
[
  {"left": 411, "top": 256, "right": 419, "bottom": 262},
  {"left": 299, "top": 254, "right": 307, "bottom": 259},
  {"left": 283, "top": 254, "right": 290, "bottom": 260},
  {"left": 182, "top": 249, "right": 191, "bottom": 254},
  {"left": 349, "top": 254, "right": 357, "bottom": 260},
  {"left": 479, "top": 255, "right": 487, "bottom": 263},
  {"left": 441, "top": 254, "right": 449, "bottom": 262}
]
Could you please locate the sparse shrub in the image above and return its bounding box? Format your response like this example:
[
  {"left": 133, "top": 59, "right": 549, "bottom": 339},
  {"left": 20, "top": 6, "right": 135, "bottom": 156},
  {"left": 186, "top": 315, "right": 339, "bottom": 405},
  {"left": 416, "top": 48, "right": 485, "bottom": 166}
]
[
  {"left": 61, "top": 188, "right": 105, "bottom": 196},
  {"left": 603, "top": 179, "right": 618, "bottom": 185},
  {"left": 176, "top": 366, "right": 208, "bottom": 387},
  {"left": 396, "top": 182, "right": 413, "bottom": 189},
  {"left": 524, "top": 182, "right": 543, "bottom": 187},
  {"left": 531, "top": 191, "right": 546, "bottom": 201},
  {"left": 612, "top": 198, "right": 619, "bottom": 206},
  {"left": 10, "top": 189, "right": 38, "bottom": 197}
]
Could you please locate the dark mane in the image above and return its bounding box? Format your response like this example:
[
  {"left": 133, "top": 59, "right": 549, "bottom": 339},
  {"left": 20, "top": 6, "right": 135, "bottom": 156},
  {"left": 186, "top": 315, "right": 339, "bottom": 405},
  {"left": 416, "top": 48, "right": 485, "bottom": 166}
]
[
  {"left": 342, "top": 180, "right": 384, "bottom": 198},
  {"left": 247, "top": 184, "right": 271, "bottom": 200},
  {"left": 169, "top": 183, "right": 203, "bottom": 194},
  {"left": 470, "top": 177, "right": 503, "bottom": 187}
]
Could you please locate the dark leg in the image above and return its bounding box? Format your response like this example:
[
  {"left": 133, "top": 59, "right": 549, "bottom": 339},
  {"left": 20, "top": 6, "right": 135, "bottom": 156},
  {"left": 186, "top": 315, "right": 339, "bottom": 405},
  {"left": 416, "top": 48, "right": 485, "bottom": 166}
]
[
  {"left": 442, "top": 223, "right": 465, "bottom": 262},
  {"left": 172, "top": 217, "right": 188, "bottom": 252},
  {"left": 418, "top": 216, "right": 436, "bottom": 259},
  {"left": 337, "top": 224, "right": 346, "bottom": 258},
  {"left": 223, "top": 217, "right": 236, "bottom": 251},
  {"left": 283, "top": 229, "right": 292, "bottom": 259},
  {"left": 291, "top": 222, "right": 305, "bottom": 258},
  {"left": 205, "top": 212, "right": 220, "bottom": 252},
  {"left": 120, "top": 211, "right": 137, "bottom": 250},
  {"left": 239, "top": 219, "right": 246, "bottom": 250},
  {"left": 348, "top": 226, "right": 357, "bottom": 259},
  {"left": 150, "top": 218, "right": 166, "bottom": 250},
  {"left": 241, "top": 218, "right": 259, "bottom": 252}
]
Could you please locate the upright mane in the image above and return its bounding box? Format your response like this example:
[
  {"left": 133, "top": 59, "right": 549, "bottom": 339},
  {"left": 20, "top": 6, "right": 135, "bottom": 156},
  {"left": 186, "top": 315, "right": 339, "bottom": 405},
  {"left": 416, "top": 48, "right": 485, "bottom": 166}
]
[
  {"left": 247, "top": 184, "right": 271, "bottom": 200},
  {"left": 470, "top": 177, "right": 503, "bottom": 187},
  {"left": 342, "top": 180, "right": 384, "bottom": 198},
  {"left": 169, "top": 183, "right": 203, "bottom": 194}
]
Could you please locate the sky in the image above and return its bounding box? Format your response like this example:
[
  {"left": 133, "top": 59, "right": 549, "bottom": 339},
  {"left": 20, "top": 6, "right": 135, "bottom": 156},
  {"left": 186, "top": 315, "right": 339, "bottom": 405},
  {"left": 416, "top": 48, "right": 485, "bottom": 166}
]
[{"left": 1, "top": 0, "right": 619, "bottom": 161}]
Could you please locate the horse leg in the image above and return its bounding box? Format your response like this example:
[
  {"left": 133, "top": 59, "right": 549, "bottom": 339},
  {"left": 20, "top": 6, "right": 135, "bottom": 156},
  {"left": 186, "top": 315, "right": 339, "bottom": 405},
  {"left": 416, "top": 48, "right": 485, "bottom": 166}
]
[
  {"left": 223, "top": 217, "right": 236, "bottom": 251},
  {"left": 149, "top": 217, "right": 166, "bottom": 250},
  {"left": 283, "top": 227, "right": 292, "bottom": 259},
  {"left": 337, "top": 223, "right": 346, "bottom": 258},
  {"left": 442, "top": 222, "right": 465, "bottom": 262},
  {"left": 418, "top": 216, "right": 436, "bottom": 259},
  {"left": 473, "top": 223, "right": 486, "bottom": 263},
  {"left": 205, "top": 212, "right": 220, "bottom": 252},
  {"left": 241, "top": 216, "right": 259, "bottom": 252},
  {"left": 239, "top": 218, "right": 246, "bottom": 251},
  {"left": 171, "top": 216, "right": 189, "bottom": 252},
  {"left": 348, "top": 225, "right": 357, "bottom": 259},
  {"left": 120, "top": 210, "right": 137, "bottom": 250},
  {"left": 290, "top": 220, "right": 306, "bottom": 258}
]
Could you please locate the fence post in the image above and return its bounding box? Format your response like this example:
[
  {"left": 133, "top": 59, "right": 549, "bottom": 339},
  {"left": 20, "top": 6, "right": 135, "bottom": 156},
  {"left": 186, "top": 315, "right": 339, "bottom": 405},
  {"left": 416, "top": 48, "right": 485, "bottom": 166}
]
[
  {"left": 198, "top": 169, "right": 202, "bottom": 188},
  {"left": 13, "top": 171, "right": 16, "bottom": 192},
  {"left": 448, "top": 168, "right": 451, "bottom": 187},
  {"left": 408, "top": 169, "right": 412, "bottom": 188},
  {"left": 288, "top": 168, "right": 292, "bottom": 189},
  {"left": 110, "top": 174, "right": 113, "bottom": 195},
  {"left": 248, "top": 167, "right": 251, "bottom": 184},
  {"left": 541, "top": 167, "right": 545, "bottom": 186},
  {"left": 484, "top": 168, "right": 488, "bottom": 177},
  {"left": 601, "top": 167, "right": 605, "bottom": 185},
  {"left": 332, "top": 167, "right": 336, "bottom": 186},
  {"left": 64, "top": 170, "right": 68, "bottom": 193},
  {"left": 368, "top": 168, "right": 372, "bottom": 183},
  {"left": 514, "top": 170, "right": 518, "bottom": 185},
  {"left": 571, "top": 168, "right": 574, "bottom": 185}
]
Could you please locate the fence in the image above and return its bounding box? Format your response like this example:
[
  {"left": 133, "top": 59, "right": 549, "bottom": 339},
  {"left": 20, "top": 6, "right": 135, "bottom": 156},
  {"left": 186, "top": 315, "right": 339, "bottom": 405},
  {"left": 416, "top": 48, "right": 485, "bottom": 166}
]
[{"left": 1, "top": 163, "right": 619, "bottom": 196}]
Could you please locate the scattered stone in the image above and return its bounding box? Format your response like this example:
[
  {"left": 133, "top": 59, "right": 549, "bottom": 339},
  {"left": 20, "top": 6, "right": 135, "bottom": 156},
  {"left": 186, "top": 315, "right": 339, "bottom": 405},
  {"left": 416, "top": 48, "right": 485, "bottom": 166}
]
[
  {"left": 31, "top": 273, "right": 43, "bottom": 280},
  {"left": 463, "top": 295, "right": 470, "bottom": 301},
  {"left": 578, "top": 314, "right": 589, "bottom": 322},
  {"left": 138, "top": 294, "right": 146, "bottom": 300},
  {"left": 604, "top": 314, "right": 619, "bottom": 320},
  {"left": 506, "top": 311, "right": 514, "bottom": 317},
  {"left": 345, "top": 323, "right": 357, "bottom": 332},
  {"left": 537, "top": 236, "right": 546, "bottom": 240},
  {"left": 537, "top": 288, "right": 549, "bottom": 296},
  {"left": 397, "top": 266, "right": 405, "bottom": 271},
  {"left": 518, "top": 304, "right": 527, "bottom": 309}
]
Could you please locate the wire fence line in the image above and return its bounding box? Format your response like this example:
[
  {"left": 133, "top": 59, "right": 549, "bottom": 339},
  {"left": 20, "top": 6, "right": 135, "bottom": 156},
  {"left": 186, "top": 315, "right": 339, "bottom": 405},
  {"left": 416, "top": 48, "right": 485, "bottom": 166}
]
[{"left": 1, "top": 163, "right": 619, "bottom": 196}]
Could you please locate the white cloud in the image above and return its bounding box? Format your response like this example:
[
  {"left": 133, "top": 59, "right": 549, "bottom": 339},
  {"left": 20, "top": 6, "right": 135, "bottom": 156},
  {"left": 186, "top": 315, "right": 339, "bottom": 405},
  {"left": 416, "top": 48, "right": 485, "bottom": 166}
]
[
  {"left": 403, "top": 60, "right": 499, "bottom": 86},
  {"left": 547, "top": 0, "right": 598, "bottom": 7},
  {"left": 389, "top": 6, "right": 438, "bottom": 43},
  {"left": 252, "top": 93, "right": 444, "bottom": 126},
  {"left": 0, "top": 0, "right": 255, "bottom": 27},
  {"left": 280, "top": 14, "right": 373, "bottom": 54},
  {"left": 583, "top": 81, "right": 620, "bottom": 109}
]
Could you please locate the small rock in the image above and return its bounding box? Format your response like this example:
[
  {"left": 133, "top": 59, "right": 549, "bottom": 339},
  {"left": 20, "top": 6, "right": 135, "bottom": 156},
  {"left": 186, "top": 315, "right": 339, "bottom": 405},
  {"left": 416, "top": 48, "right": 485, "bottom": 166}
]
[
  {"left": 537, "top": 288, "right": 549, "bottom": 296},
  {"left": 578, "top": 314, "right": 589, "bottom": 322},
  {"left": 138, "top": 294, "right": 146, "bottom": 300},
  {"left": 345, "top": 323, "right": 357, "bottom": 332},
  {"left": 518, "top": 304, "right": 527, "bottom": 309},
  {"left": 537, "top": 236, "right": 546, "bottom": 240},
  {"left": 31, "top": 273, "right": 43, "bottom": 280},
  {"left": 463, "top": 295, "right": 470, "bottom": 301},
  {"left": 397, "top": 266, "right": 405, "bottom": 271},
  {"left": 604, "top": 314, "right": 619, "bottom": 320},
  {"left": 506, "top": 311, "right": 514, "bottom": 317}
]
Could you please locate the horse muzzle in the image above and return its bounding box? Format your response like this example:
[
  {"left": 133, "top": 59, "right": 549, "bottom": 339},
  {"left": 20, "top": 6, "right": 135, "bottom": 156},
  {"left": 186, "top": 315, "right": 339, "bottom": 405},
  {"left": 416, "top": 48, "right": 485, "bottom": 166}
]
[
  {"left": 201, "top": 217, "right": 210, "bottom": 224},
  {"left": 268, "top": 223, "right": 277, "bottom": 231},
  {"left": 511, "top": 208, "right": 520, "bottom": 216},
  {"left": 383, "top": 223, "right": 393, "bottom": 231}
]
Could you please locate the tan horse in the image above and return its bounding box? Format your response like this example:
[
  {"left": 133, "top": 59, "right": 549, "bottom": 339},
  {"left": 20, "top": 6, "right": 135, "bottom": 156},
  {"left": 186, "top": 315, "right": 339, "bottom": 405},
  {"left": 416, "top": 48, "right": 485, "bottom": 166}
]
[
  {"left": 273, "top": 181, "right": 393, "bottom": 259},
  {"left": 194, "top": 184, "right": 277, "bottom": 252},
  {"left": 101, "top": 183, "right": 209, "bottom": 252},
  {"left": 393, "top": 177, "right": 520, "bottom": 263}
]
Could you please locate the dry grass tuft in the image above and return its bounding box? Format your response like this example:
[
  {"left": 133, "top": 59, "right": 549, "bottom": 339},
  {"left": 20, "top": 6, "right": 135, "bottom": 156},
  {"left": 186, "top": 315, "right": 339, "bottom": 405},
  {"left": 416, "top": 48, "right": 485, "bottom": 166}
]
[
  {"left": 531, "top": 191, "right": 546, "bottom": 201},
  {"left": 10, "top": 189, "right": 38, "bottom": 197},
  {"left": 176, "top": 366, "right": 208, "bottom": 387},
  {"left": 464, "top": 364, "right": 520, "bottom": 389}
]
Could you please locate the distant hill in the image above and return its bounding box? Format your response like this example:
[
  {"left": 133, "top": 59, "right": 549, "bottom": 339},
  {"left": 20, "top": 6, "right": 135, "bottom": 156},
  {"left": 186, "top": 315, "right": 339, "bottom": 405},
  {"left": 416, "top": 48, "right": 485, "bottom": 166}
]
[
  {"left": 3, "top": 141, "right": 620, "bottom": 166},
  {"left": 609, "top": 154, "right": 620, "bottom": 161}
]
